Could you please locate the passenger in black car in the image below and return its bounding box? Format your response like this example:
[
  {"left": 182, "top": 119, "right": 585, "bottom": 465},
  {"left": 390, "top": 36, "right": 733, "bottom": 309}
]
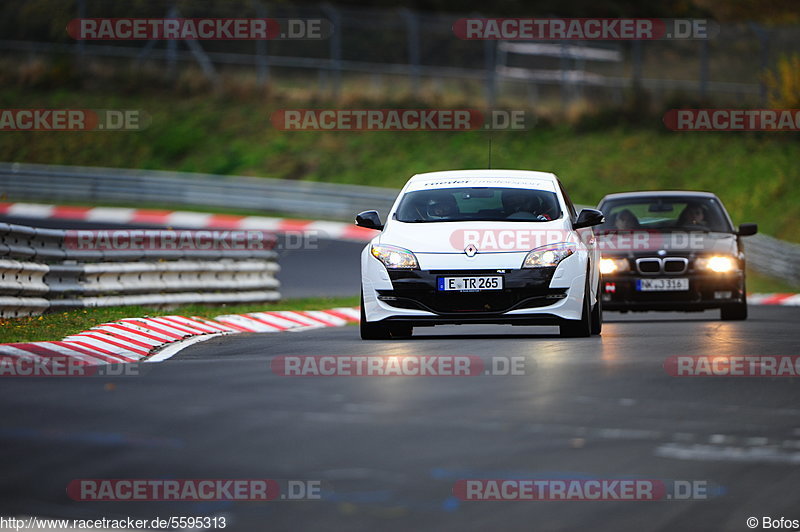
[{"left": 677, "top": 203, "right": 707, "bottom": 227}]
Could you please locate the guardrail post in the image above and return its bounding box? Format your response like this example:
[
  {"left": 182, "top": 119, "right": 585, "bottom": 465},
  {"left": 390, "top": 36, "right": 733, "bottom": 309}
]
[
  {"left": 699, "top": 39, "right": 709, "bottom": 100},
  {"left": 166, "top": 5, "right": 178, "bottom": 79},
  {"left": 631, "top": 39, "right": 643, "bottom": 93},
  {"left": 74, "top": 0, "right": 86, "bottom": 69},
  {"left": 401, "top": 8, "right": 421, "bottom": 97},
  {"left": 749, "top": 22, "right": 770, "bottom": 106},
  {"left": 255, "top": 1, "right": 270, "bottom": 87},
  {"left": 322, "top": 3, "right": 342, "bottom": 100},
  {"left": 484, "top": 39, "right": 496, "bottom": 108}
]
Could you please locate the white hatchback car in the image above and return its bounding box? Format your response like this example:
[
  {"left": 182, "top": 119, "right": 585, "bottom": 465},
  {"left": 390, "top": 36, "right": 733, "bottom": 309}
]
[{"left": 357, "top": 170, "right": 605, "bottom": 339}]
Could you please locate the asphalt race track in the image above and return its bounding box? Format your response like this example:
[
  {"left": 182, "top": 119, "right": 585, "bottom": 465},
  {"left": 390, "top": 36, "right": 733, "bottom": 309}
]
[{"left": 2, "top": 215, "right": 799, "bottom": 531}]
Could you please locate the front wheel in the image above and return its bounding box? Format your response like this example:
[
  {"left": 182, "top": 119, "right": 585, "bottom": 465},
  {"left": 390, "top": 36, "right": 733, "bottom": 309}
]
[
  {"left": 721, "top": 301, "right": 747, "bottom": 321},
  {"left": 560, "top": 278, "right": 592, "bottom": 338},
  {"left": 388, "top": 322, "right": 413, "bottom": 338},
  {"left": 590, "top": 293, "right": 602, "bottom": 335}
]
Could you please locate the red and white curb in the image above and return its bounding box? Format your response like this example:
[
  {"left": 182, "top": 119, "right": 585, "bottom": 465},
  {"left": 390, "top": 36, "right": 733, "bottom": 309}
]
[
  {"left": 0, "top": 307, "right": 360, "bottom": 366},
  {"left": 748, "top": 293, "right": 800, "bottom": 306},
  {"left": 0, "top": 202, "right": 374, "bottom": 242}
]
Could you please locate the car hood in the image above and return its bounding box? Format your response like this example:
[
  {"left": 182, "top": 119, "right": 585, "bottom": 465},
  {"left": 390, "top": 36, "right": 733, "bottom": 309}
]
[
  {"left": 597, "top": 230, "right": 738, "bottom": 257},
  {"left": 377, "top": 219, "right": 573, "bottom": 254}
]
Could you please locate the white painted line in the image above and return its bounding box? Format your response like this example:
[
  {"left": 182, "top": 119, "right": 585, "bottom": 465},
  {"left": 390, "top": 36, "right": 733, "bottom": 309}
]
[{"left": 147, "top": 333, "right": 227, "bottom": 362}]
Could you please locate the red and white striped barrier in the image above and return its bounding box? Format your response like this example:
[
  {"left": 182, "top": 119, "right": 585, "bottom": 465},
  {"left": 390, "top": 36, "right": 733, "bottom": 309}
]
[
  {"left": 0, "top": 307, "right": 360, "bottom": 366},
  {"left": 748, "top": 294, "right": 800, "bottom": 306},
  {"left": 0, "top": 202, "right": 375, "bottom": 242}
]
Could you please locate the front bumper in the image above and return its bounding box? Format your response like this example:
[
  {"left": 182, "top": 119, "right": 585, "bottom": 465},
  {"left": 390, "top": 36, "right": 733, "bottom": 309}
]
[
  {"left": 380, "top": 268, "right": 566, "bottom": 316},
  {"left": 363, "top": 267, "right": 587, "bottom": 326},
  {"left": 601, "top": 271, "right": 745, "bottom": 311}
]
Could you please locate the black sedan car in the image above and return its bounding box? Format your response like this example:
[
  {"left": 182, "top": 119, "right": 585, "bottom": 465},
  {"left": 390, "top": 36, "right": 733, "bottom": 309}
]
[{"left": 595, "top": 191, "right": 757, "bottom": 320}]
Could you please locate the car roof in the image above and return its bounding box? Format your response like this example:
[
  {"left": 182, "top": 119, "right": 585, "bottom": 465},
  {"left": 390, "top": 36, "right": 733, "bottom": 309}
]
[
  {"left": 599, "top": 190, "right": 720, "bottom": 202},
  {"left": 408, "top": 169, "right": 558, "bottom": 183}
]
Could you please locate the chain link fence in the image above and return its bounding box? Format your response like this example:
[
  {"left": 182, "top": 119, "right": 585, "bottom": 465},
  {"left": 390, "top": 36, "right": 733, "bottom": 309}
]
[{"left": 1, "top": 1, "right": 798, "bottom": 106}]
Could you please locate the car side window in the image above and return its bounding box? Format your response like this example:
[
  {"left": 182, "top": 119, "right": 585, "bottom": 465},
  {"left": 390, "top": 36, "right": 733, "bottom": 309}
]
[{"left": 557, "top": 181, "right": 578, "bottom": 222}]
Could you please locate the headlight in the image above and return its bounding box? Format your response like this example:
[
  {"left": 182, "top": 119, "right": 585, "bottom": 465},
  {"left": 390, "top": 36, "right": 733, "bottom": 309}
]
[
  {"left": 695, "top": 255, "right": 737, "bottom": 273},
  {"left": 370, "top": 244, "right": 419, "bottom": 269},
  {"left": 522, "top": 243, "right": 576, "bottom": 268},
  {"left": 599, "top": 257, "right": 630, "bottom": 275}
]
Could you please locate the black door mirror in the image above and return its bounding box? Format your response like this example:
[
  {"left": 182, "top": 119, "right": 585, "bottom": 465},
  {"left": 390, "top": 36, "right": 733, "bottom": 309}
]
[
  {"left": 355, "top": 210, "right": 384, "bottom": 230},
  {"left": 738, "top": 223, "right": 758, "bottom": 236},
  {"left": 574, "top": 209, "right": 605, "bottom": 229}
]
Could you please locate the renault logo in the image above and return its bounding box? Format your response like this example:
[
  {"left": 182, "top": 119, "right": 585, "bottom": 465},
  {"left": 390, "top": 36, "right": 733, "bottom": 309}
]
[{"left": 464, "top": 244, "right": 478, "bottom": 257}]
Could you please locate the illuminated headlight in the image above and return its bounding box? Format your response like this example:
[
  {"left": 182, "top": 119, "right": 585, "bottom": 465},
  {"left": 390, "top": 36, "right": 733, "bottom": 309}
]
[
  {"left": 599, "top": 257, "right": 630, "bottom": 275},
  {"left": 696, "top": 255, "right": 737, "bottom": 273},
  {"left": 522, "top": 243, "right": 576, "bottom": 268},
  {"left": 371, "top": 244, "right": 419, "bottom": 269}
]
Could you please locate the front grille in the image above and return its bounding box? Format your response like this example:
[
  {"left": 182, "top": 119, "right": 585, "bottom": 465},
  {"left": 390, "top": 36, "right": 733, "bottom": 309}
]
[
  {"left": 382, "top": 268, "right": 561, "bottom": 315},
  {"left": 377, "top": 289, "right": 567, "bottom": 314},
  {"left": 663, "top": 258, "right": 688, "bottom": 274},
  {"left": 635, "top": 257, "right": 688, "bottom": 275},
  {"left": 636, "top": 258, "right": 661, "bottom": 274}
]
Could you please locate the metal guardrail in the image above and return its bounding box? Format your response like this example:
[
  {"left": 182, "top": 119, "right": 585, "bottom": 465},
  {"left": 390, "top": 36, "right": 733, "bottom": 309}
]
[
  {"left": 0, "top": 222, "right": 281, "bottom": 317},
  {"left": 741, "top": 233, "right": 800, "bottom": 287},
  {"left": 0, "top": 162, "right": 397, "bottom": 222}
]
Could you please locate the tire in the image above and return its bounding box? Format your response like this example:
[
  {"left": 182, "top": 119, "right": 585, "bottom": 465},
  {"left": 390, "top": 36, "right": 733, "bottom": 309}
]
[
  {"left": 590, "top": 291, "right": 603, "bottom": 335},
  {"left": 389, "top": 322, "right": 413, "bottom": 338},
  {"left": 560, "top": 277, "right": 592, "bottom": 338},
  {"left": 721, "top": 283, "right": 748, "bottom": 321},
  {"left": 721, "top": 301, "right": 747, "bottom": 321},
  {"left": 360, "top": 291, "right": 392, "bottom": 340}
]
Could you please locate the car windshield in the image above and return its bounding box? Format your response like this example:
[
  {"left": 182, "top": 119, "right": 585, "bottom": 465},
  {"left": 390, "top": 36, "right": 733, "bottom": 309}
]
[
  {"left": 395, "top": 187, "right": 562, "bottom": 223},
  {"left": 597, "top": 196, "right": 733, "bottom": 233}
]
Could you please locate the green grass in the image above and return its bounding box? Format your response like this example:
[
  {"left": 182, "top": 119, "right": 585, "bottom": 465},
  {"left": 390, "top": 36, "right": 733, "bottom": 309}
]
[
  {"left": 1, "top": 87, "right": 798, "bottom": 242},
  {"left": 0, "top": 296, "right": 359, "bottom": 343}
]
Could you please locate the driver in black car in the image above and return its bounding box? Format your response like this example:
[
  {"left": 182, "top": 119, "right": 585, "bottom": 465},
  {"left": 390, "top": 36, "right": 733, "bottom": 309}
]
[{"left": 677, "top": 203, "right": 707, "bottom": 228}]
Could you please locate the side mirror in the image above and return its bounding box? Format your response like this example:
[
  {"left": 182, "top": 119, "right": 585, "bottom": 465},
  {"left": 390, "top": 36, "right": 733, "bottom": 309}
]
[
  {"left": 355, "top": 210, "right": 384, "bottom": 231},
  {"left": 574, "top": 208, "right": 605, "bottom": 229},
  {"left": 738, "top": 223, "right": 758, "bottom": 236}
]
